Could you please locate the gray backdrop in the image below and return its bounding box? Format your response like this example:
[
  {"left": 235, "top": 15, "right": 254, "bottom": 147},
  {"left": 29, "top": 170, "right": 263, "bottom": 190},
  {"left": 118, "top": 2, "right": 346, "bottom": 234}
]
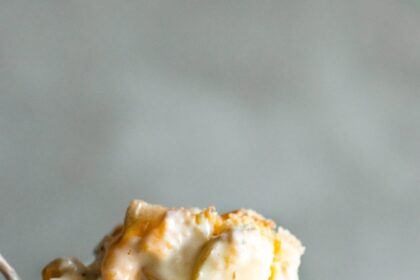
[{"left": 1, "top": 1, "right": 419, "bottom": 279}]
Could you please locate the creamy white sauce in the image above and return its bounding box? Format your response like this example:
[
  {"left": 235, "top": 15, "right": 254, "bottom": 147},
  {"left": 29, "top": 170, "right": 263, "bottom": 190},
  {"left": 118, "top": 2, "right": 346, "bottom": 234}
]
[{"left": 195, "top": 225, "right": 274, "bottom": 280}]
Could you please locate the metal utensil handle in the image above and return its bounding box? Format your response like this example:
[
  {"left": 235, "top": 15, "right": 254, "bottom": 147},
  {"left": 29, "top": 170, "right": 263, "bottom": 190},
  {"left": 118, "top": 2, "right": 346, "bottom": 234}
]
[{"left": 0, "top": 254, "right": 21, "bottom": 280}]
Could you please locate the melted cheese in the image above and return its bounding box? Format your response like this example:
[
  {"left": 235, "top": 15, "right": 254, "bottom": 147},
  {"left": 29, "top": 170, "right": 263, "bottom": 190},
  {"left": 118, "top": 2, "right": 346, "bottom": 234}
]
[{"left": 43, "top": 200, "right": 304, "bottom": 280}]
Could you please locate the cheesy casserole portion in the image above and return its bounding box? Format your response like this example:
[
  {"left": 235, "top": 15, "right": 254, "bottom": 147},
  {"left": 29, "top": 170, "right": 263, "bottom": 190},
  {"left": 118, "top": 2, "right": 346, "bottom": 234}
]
[{"left": 43, "top": 200, "right": 304, "bottom": 280}]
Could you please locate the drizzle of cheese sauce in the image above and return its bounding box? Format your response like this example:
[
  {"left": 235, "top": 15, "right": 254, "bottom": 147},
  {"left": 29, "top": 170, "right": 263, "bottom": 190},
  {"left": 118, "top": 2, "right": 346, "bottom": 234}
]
[{"left": 43, "top": 200, "right": 304, "bottom": 280}]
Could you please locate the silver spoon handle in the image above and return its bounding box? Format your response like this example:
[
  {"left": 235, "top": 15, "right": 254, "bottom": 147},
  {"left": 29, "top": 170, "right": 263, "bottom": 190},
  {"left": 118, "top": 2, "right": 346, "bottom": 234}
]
[{"left": 0, "top": 254, "right": 21, "bottom": 280}]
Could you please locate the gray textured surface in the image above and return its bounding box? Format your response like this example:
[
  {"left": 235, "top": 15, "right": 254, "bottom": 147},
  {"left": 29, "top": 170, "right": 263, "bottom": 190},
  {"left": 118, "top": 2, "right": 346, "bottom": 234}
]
[{"left": 1, "top": 1, "right": 420, "bottom": 279}]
